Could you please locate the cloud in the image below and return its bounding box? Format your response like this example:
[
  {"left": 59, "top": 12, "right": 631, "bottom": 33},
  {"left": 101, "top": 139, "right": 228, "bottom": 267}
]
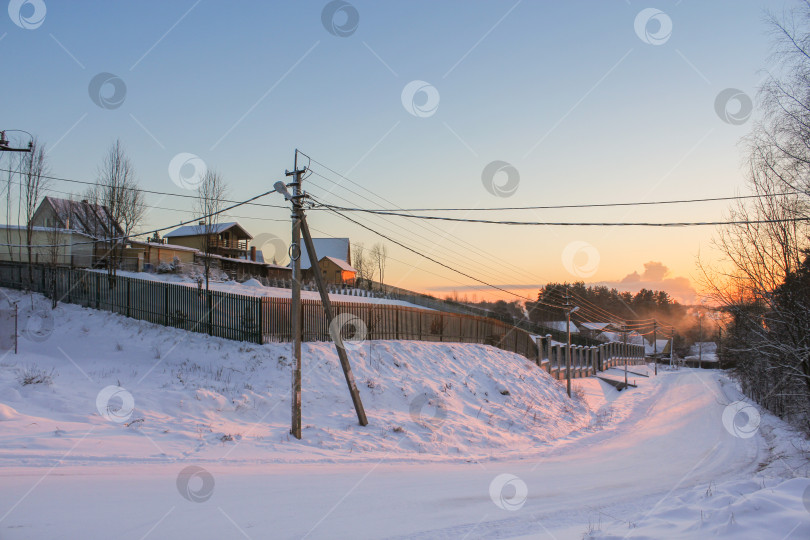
[{"left": 604, "top": 261, "right": 696, "bottom": 304}]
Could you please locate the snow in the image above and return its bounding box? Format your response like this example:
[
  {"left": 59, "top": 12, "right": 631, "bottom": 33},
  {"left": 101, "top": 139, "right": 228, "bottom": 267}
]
[
  {"left": 1, "top": 289, "right": 809, "bottom": 539},
  {"left": 687, "top": 342, "right": 719, "bottom": 363}
]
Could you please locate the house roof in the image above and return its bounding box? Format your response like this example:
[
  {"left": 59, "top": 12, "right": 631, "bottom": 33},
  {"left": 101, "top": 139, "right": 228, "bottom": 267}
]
[
  {"left": 543, "top": 320, "right": 579, "bottom": 333},
  {"left": 294, "top": 238, "right": 350, "bottom": 270},
  {"left": 320, "top": 255, "right": 357, "bottom": 273},
  {"left": 164, "top": 222, "right": 252, "bottom": 240},
  {"left": 579, "top": 322, "right": 614, "bottom": 331},
  {"left": 129, "top": 239, "right": 200, "bottom": 252},
  {"left": 39, "top": 196, "right": 123, "bottom": 238},
  {"left": 597, "top": 330, "right": 646, "bottom": 345}
]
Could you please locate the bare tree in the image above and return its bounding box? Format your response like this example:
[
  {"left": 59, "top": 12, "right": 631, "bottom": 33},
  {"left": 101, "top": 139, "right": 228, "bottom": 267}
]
[
  {"left": 90, "top": 140, "right": 145, "bottom": 282},
  {"left": 701, "top": 2, "right": 810, "bottom": 432},
  {"left": 194, "top": 169, "right": 228, "bottom": 291},
  {"left": 352, "top": 242, "right": 374, "bottom": 288},
  {"left": 370, "top": 242, "right": 388, "bottom": 291},
  {"left": 21, "top": 139, "right": 49, "bottom": 285}
]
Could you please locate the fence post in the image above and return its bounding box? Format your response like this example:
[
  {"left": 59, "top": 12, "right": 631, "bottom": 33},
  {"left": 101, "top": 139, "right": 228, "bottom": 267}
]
[
  {"left": 439, "top": 314, "right": 444, "bottom": 342},
  {"left": 257, "top": 297, "right": 263, "bottom": 344},
  {"left": 164, "top": 284, "right": 169, "bottom": 326}
]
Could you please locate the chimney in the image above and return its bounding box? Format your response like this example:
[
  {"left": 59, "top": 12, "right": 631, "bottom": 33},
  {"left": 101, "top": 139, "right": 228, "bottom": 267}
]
[
  {"left": 250, "top": 246, "right": 256, "bottom": 261},
  {"left": 81, "top": 199, "right": 88, "bottom": 204},
  {"left": 198, "top": 220, "right": 205, "bottom": 226}
]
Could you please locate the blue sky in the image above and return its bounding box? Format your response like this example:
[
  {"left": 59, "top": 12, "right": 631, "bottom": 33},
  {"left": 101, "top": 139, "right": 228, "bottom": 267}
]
[{"left": 1, "top": 0, "right": 784, "bottom": 302}]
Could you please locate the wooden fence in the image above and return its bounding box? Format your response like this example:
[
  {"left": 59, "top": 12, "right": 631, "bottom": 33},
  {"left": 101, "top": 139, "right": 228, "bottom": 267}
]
[{"left": 0, "top": 263, "right": 540, "bottom": 362}]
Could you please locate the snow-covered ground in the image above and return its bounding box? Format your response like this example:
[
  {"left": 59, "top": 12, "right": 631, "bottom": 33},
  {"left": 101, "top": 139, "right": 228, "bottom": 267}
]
[
  {"left": 1, "top": 289, "right": 809, "bottom": 539},
  {"left": 101, "top": 269, "right": 428, "bottom": 308}
]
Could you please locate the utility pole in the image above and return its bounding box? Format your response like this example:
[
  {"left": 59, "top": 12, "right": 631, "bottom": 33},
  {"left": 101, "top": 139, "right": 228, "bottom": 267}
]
[
  {"left": 653, "top": 319, "right": 657, "bottom": 376},
  {"left": 285, "top": 155, "right": 304, "bottom": 440},
  {"left": 300, "top": 215, "right": 368, "bottom": 427},
  {"left": 563, "top": 291, "right": 578, "bottom": 398},
  {"left": 0, "top": 131, "right": 33, "bottom": 153},
  {"left": 278, "top": 150, "right": 368, "bottom": 439},
  {"left": 623, "top": 324, "right": 628, "bottom": 386}
]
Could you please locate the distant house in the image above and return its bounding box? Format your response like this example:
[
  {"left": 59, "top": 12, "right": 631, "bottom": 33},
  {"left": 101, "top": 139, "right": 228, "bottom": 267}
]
[
  {"left": 0, "top": 225, "right": 94, "bottom": 266},
  {"left": 26, "top": 196, "right": 125, "bottom": 267},
  {"left": 128, "top": 239, "right": 198, "bottom": 270},
  {"left": 31, "top": 196, "right": 124, "bottom": 239},
  {"left": 318, "top": 256, "right": 357, "bottom": 285},
  {"left": 162, "top": 223, "right": 291, "bottom": 281},
  {"left": 597, "top": 329, "right": 645, "bottom": 346},
  {"left": 292, "top": 237, "right": 351, "bottom": 280},
  {"left": 164, "top": 222, "right": 254, "bottom": 260},
  {"left": 543, "top": 320, "right": 579, "bottom": 334}
]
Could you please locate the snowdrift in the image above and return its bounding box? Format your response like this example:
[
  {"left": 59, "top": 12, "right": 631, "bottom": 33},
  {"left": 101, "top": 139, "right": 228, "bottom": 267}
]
[{"left": 0, "top": 289, "right": 591, "bottom": 465}]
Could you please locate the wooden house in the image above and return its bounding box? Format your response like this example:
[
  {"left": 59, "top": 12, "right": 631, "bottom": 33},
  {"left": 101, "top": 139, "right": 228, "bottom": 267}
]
[
  {"left": 317, "top": 256, "right": 357, "bottom": 285},
  {"left": 164, "top": 222, "right": 253, "bottom": 260}
]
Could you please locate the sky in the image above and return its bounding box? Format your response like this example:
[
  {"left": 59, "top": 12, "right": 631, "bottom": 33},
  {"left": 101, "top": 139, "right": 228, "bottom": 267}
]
[{"left": 0, "top": 0, "right": 787, "bottom": 304}]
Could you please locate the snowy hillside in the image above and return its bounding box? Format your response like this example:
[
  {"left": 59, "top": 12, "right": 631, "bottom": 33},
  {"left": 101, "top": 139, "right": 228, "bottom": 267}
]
[
  {"left": 2, "top": 289, "right": 809, "bottom": 539},
  {"left": 0, "top": 288, "right": 590, "bottom": 465}
]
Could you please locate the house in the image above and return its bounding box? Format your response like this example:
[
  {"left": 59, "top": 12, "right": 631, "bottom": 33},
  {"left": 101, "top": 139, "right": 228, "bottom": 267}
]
[
  {"left": 317, "top": 256, "right": 357, "bottom": 285},
  {"left": 24, "top": 197, "right": 127, "bottom": 268},
  {"left": 31, "top": 196, "right": 124, "bottom": 239},
  {"left": 164, "top": 222, "right": 254, "bottom": 260},
  {"left": 0, "top": 225, "right": 95, "bottom": 267},
  {"left": 128, "top": 239, "right": 198, "bottom": 271},
  {"left": 578, "top": 322, "right": 619, "bottom": 339},
  {"left": 543, "top": 320, "right": 579, "bottom": 334},
  {"left": 299, "top": 238, "right": 352, "bottom": 273},
  {"left": 162, "top": 223, "right": 293, "bottom": 281},
  {"left": 293, "top": 238, "right": 351, "bottom": 276},
  {"left": 596, "top": 329, "right": 646, "bottom": 346}
]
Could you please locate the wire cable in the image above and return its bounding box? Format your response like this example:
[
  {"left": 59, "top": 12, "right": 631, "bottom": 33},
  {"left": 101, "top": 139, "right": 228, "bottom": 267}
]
[
  {"left": 334, "top": 191, "right": 808, "bottom": 212},
  {"left": 0, "top": 188, "right": 278, "bottom": 248},
  {"left": 316, "top": 203, "right": 810, "bottom": 227}
]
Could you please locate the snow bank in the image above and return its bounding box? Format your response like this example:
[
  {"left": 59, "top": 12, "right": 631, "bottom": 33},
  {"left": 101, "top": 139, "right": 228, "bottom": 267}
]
[{"left": 0, "top": 288, "right": 590, "bottom": 466}]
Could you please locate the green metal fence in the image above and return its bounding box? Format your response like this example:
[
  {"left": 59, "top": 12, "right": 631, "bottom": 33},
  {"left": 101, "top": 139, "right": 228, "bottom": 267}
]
[{"left": 0, "top": 262, "right": 540, "bottom": 362}]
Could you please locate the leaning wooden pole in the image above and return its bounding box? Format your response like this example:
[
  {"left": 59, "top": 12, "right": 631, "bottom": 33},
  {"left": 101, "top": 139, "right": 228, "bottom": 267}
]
[{"left": 300, "top": 214, "right": 368, "bottom": 426}]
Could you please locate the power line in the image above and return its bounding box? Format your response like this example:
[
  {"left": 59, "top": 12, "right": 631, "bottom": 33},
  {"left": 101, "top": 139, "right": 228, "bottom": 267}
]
[
  {"left": 0, "top": 167, "right": 290, "bottom": 210},
  {"left": 0, "top": 188, "right": 278, "bottom": 249},
  {"left": 304, "top": 174, "right": 539, "bottom": 291},
  {"left": 300, "top": 154, "right": 550, "bottom": 288},
  {"left": 322, "top": 205, "right": 565, "bottom": 308},
  {"left": 334, "top": 191, "right": 807, "bottom": 212},
  {"left": 315, "top": 204, "right": 810, "bottom": 227}
]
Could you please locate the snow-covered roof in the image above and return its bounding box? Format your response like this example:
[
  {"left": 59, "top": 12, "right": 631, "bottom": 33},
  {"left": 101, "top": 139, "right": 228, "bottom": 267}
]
[
  {"left": 597, "top": 330, "right": 646, "bottom": 345},
  {"left": 321, "top": 255, "right": 357, "bottom": 273},
  {"left": 164, "top": 222, "right": 252, "bottom": 239},
  {"left": 579, "top": 322, "right": 613, "bottom": 331},
  {"left": 129, "top": 239, "right": 199, "bottom": 252},
  {"left": 294, "top": 238, "right": 350, "bottom": 270},
  {"left": 543, "top": 320, "right": 579, "bottom": 333}
]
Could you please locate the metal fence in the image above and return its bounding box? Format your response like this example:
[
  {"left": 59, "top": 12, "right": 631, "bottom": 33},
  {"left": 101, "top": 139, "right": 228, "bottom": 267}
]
[{"left": 0, "top": 262, "right": 540, "bottom": 362}]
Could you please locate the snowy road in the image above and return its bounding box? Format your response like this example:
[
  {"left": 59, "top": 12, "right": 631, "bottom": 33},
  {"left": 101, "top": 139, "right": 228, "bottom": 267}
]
[{"left": 4, "top": 368, "right": 799, "bottom": 540}]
